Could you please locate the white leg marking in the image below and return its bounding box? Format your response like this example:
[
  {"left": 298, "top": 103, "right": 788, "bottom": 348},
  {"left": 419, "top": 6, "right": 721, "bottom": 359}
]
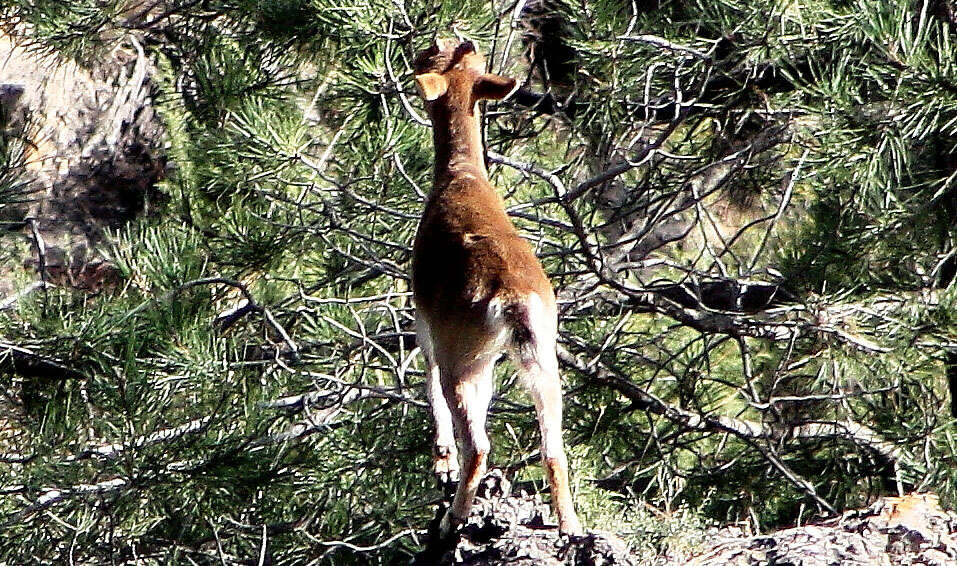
[
  {"left": 512, "top": 294, "right": 583, "bottom": 535},
  {"left": 417, "top": 314, "right": 458, "bottom": 484},
  {"left": 525, "top": 292, "right": 557, "bottom": 342},
  {"left": 445, "top": 355, "right": 496, "bottom": 522}
]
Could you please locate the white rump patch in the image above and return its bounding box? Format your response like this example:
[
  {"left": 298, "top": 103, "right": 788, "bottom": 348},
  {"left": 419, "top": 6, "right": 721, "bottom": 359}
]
[
  {"left": 481, "top": 296, "right": 511, "bottom": 357},
  {"left": 526, "top": 292, "right": 544, "bottom": 323}
]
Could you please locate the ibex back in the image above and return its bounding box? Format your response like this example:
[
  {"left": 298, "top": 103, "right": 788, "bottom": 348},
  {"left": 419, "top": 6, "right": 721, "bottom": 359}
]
[{"left": 411, "top": 37, "right": 583, "bottom": 536}]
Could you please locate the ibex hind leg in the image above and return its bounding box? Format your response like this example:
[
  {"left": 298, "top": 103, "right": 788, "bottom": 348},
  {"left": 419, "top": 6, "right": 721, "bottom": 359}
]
[
  {"left": 510, "top": 293, "right": 584, "bottom": 535},
  {"left": 439, "top": 355, "right": 495, "bottom": 538},
  {"left": 417, "top": 314, "right": 459, "bottom": 489}
]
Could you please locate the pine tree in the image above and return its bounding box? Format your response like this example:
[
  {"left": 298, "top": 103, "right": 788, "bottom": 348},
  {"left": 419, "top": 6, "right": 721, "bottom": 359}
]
[{"left": 0, "top": 1, "right": 955, "bottom": 563}]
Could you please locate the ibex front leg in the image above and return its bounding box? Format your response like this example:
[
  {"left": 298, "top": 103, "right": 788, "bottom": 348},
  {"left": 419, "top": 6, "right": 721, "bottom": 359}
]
[{"left": 438, "top": 356, "right": 495, "bottom": 536}]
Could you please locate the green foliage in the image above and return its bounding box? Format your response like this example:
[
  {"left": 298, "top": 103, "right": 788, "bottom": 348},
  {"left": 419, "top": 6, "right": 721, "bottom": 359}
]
[{"left": 1, "top": 0, "right": 955, "bottom": 563}]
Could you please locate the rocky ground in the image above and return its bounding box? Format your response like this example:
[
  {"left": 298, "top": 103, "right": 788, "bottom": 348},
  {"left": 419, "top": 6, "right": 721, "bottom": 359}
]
[
  {"left": 673, "top": 492, "right": 957, "bottom": 566},
  {"left": 413, "top": 471, "right": 634, "bottom": 565},
  {"left": 416, "top": 471, "right": 957, "bottom": 566}
]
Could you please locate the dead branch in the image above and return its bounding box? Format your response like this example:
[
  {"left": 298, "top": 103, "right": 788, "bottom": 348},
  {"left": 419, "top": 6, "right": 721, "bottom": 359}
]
[{"left": 556, "top": 346, "right": 906, "bottom": 476}]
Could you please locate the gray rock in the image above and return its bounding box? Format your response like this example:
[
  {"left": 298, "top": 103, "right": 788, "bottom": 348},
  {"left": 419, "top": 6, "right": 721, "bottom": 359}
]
[
  {"left": 0, "top": 27, "right": 165, "bottom": 294},
  {"left": 418, "top": 475, "right": 957, "bottom": 566},
  {"left": 416, "top": 470, "right": 636, "bottom": 566}
]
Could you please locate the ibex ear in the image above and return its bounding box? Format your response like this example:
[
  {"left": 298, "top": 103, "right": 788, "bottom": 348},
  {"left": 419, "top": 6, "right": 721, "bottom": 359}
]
[
  {"left": 473, "top": 73, "right": 517, "bottom": 101},
  {"left": 415, "top": 73, "right": 448, "bottom": 101}
]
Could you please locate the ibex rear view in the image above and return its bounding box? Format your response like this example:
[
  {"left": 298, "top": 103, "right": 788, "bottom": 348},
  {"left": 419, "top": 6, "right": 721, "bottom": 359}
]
[{"left": 411, "top": 37, "right": 583, "bottom": 537}]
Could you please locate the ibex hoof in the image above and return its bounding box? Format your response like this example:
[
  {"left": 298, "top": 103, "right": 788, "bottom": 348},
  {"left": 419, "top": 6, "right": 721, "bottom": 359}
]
[
  {"left": 437, "top": 508, "right": 460, "bottom": 539},
  {"left": 433, "top": 446, "right": 460, "bottom": 490},
  {"left": 559, "top": 517, "right": 585, "bottom": 537}
]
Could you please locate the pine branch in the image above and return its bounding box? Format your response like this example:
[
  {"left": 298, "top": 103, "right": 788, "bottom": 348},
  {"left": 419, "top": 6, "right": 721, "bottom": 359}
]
[
  {"left": 557, "top": 346, "right": 907, "bottom": 494},
  {"left": 0, "top": 341, "right": 87, "bottom": 380}
]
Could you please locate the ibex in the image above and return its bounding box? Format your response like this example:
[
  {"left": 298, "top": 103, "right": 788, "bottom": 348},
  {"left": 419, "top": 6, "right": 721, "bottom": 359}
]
[{"left": 412, "top": 37, "right": 583, "bottom": 536}]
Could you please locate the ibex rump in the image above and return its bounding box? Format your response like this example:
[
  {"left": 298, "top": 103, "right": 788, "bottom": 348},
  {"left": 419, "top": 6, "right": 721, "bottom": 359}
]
[{"left": 412, "top": 37, "right": 582, "bottom": 536}]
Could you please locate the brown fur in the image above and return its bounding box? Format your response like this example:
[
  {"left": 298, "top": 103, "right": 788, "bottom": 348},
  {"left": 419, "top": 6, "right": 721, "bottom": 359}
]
[
  {"left": 412, "top": 40, "right": 553, "bottom": 369},
  {"left": 413, "top": 172, "right": 554, "bottom": 361}
]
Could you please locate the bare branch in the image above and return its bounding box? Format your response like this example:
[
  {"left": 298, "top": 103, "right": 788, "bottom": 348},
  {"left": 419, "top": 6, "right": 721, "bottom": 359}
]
[
  {"left": 67, "top": 416, "right": 213, "bottom": 462},
  {"left": 619, "top": 34, "right": 710, "bottom": 60},
  {"left": 557, "top": 346, "right": 906, "bottom": 468}
]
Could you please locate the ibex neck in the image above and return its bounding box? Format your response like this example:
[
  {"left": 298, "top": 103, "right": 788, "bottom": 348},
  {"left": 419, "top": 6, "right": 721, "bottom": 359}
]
[{"left": 429, "top": 103, "right": 487, "bottom": 186}]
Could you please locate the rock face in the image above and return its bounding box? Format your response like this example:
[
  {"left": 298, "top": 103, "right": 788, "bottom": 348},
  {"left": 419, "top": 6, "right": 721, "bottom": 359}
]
[
  {"left": 672, "top": 493, "right": 957, "bottom": 566},
  {"left": 420, "top": 472, "right": 956, "bottom": 566},
  {"left": 0, "top": 28, "right": 165, "bottom": 295}
]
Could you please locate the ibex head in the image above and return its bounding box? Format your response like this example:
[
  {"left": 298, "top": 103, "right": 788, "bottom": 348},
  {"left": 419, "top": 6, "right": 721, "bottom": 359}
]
[{"left": 413, "top": 38, "right": 517, "bottom": 106}]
